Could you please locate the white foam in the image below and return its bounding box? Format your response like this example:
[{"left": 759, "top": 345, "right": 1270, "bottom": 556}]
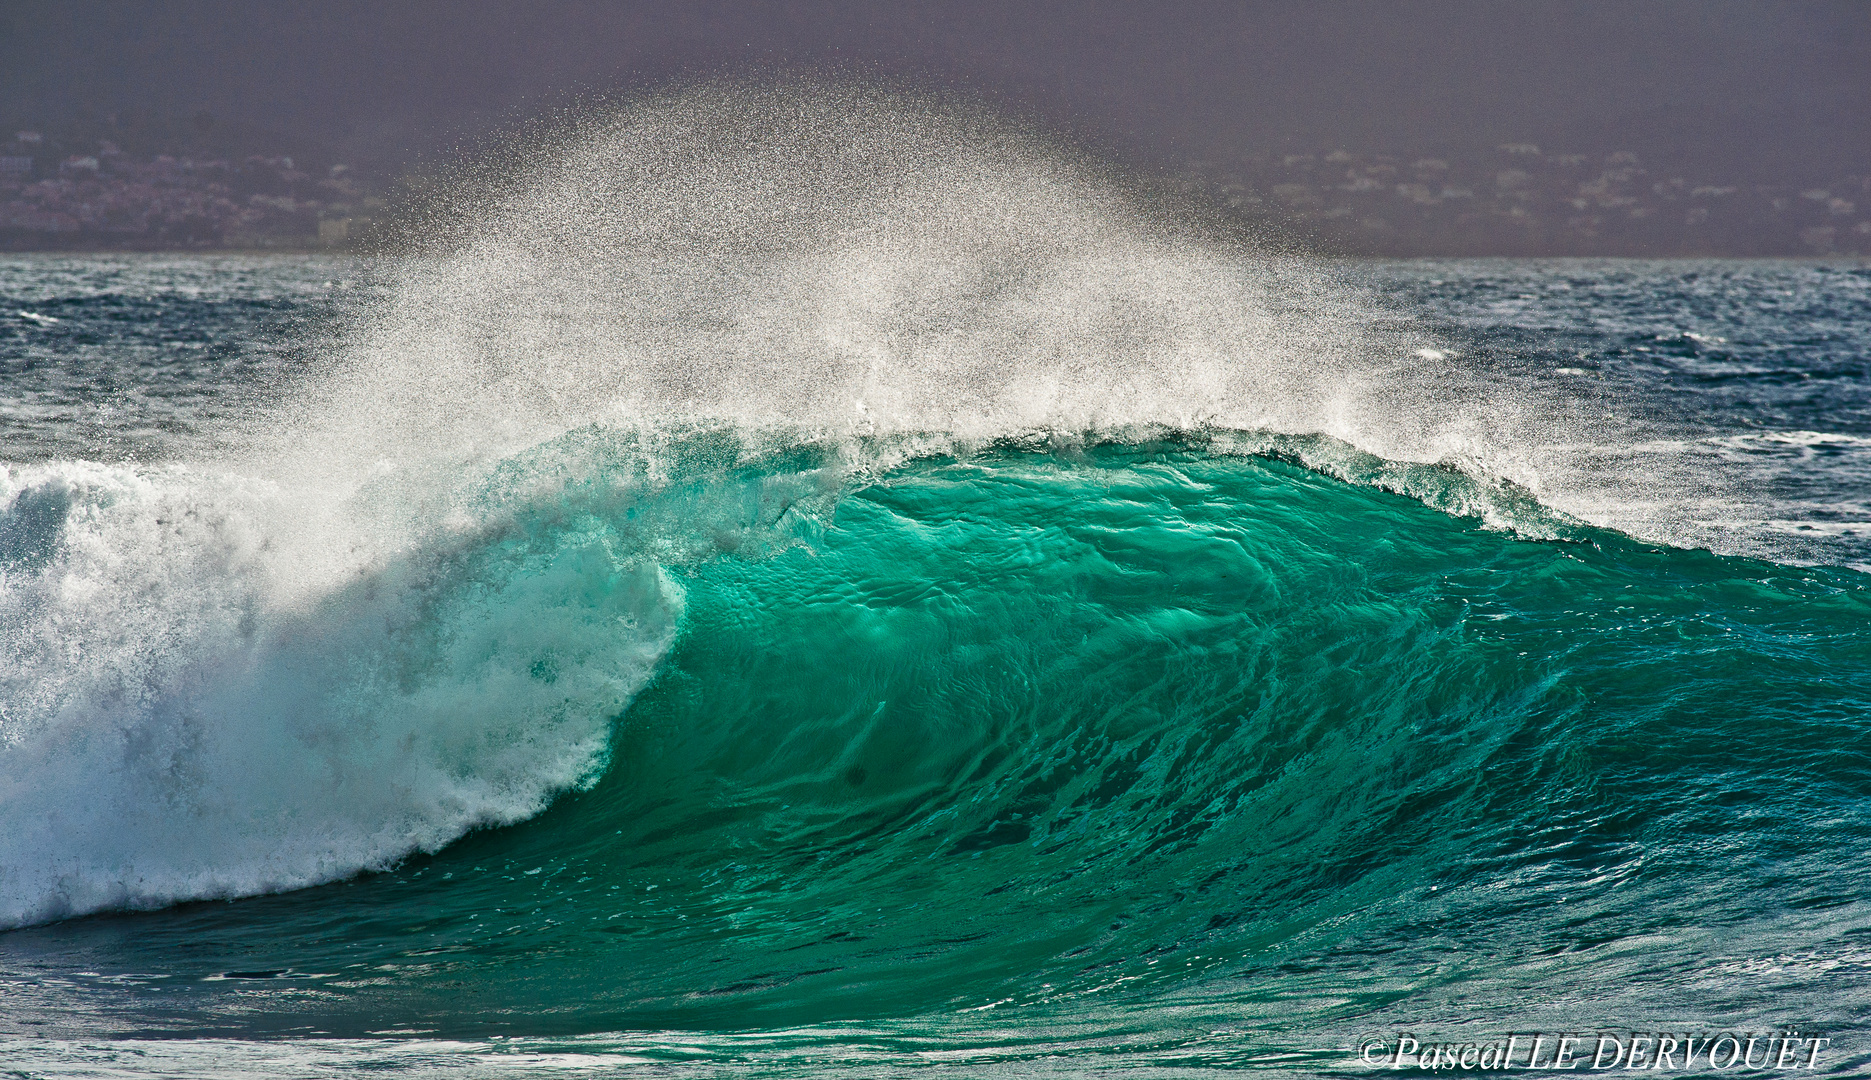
[{"left": 0, "top": 459, "right": 680, "bottom": 928}]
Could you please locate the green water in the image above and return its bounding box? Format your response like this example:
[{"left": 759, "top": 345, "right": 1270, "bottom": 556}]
[{"left": 8, "top": 436, "right": 1866, "bottom": 1068}]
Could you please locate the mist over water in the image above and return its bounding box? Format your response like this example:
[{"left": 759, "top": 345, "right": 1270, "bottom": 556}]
[
  {"left": 282, "top": 89, "right": 1571, "bottom": 502},
  {"left": 278, "top": 86, "right": 1833, "bottom": 558},
  {"left": 2, "top": 85, "right": 1870, "bottom": 1074}
]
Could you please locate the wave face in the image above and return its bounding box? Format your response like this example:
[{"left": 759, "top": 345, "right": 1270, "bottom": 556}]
[
  {"left": 3, "top": 436, "right": 1868, "bottom": 1052},
  {"left": 3, "top": 86, "right": 1871, "bottom": 1067}
]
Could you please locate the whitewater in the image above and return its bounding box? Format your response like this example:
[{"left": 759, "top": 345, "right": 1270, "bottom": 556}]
[{"left": 1, "top": 87, "right": 1868, "bottom": 1075}]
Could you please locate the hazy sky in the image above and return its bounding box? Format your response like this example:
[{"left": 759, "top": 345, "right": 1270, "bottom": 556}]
[{"left": 3, "top": 1, "right": 1865, "bottom": 179}]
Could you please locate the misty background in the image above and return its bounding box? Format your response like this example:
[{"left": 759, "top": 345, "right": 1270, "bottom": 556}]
[
  {"left": 6, "top": 0, "right": 1866, "bottom": 178},
  {"left": 1, "top": 1, "right": 1865, "bottom": 253}
]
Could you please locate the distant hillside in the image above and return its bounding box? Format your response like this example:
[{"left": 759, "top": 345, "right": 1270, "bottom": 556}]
[{"left": 1179, "top": 144, "right": 1870, "bottom": 257}]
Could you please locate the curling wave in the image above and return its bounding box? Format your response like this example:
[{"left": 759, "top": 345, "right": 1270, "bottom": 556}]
[{"left": 2, "top": 83, "right": 1866, "bottom": 1008}]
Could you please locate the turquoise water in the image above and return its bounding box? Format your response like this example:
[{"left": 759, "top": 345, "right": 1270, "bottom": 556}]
[{"left": 4, "top": 431, "right": 1869, "bottom": 1073}]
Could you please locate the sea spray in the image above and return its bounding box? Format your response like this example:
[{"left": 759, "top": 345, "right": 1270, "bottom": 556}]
[{"left": 266, "top": 85, "right": 1786, "bottom": 560}]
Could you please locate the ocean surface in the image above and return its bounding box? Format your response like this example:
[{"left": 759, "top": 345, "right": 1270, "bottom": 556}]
[{"left": 2, "top": 95, "right": 1870, "bottom": 1077}]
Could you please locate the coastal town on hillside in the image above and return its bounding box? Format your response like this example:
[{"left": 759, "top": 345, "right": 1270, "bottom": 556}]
[
  {"left": 1180, "top": 143, "right": 1870, "bottom": 256},
  {"left": 0, "top": 127, "right": 382, "bottom": 250},
  {"left": 1, "top": 124, "right": 1866, "bottom": 256}
]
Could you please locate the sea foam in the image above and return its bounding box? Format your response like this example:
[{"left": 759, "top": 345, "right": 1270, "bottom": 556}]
[{"left": 0, "top": 458, "right": 679, "bottom": 927}]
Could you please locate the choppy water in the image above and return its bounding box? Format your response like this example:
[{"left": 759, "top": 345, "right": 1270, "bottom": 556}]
[{"left": 2, "top": 90, "right": 1869, "bottom": 1077}]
